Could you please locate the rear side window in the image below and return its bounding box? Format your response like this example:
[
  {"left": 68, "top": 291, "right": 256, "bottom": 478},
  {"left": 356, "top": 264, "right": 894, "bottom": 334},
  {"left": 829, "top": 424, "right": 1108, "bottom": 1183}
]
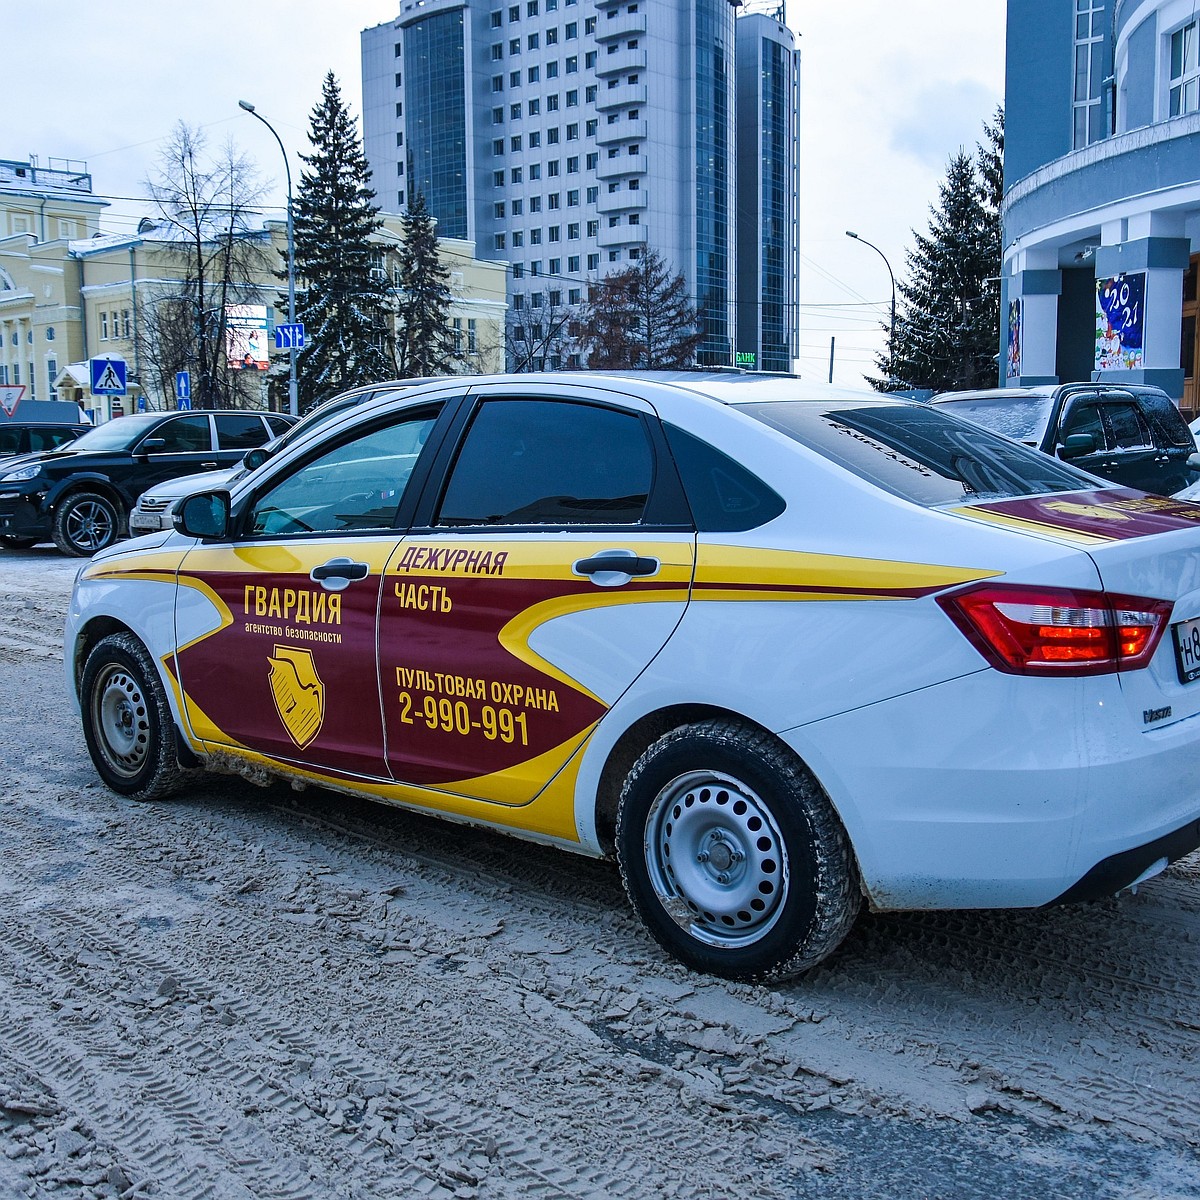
[
  {"left": 437, "top": 399, "right": 652, "bottom": 526},
  {"left": 0, "top": 427, "right": 21, "bottom": 456},
  {"left": 1105, "top": 403, "right": 1152, "bottom": 450},
  {"left": 32, "top": 427, "right": 80, "bottom": 451},
  {"left": 216, "top": 413, "right": 271, "bottom": 450},
  {"left": 1136, "top": 389, "right": 1194, "bottom": 448},
  {"left": 664, "top": 424, "right": 784, "bottom": 531},
  {"left": 741, "top": 401, "right": 1100, "bottom": 507}
]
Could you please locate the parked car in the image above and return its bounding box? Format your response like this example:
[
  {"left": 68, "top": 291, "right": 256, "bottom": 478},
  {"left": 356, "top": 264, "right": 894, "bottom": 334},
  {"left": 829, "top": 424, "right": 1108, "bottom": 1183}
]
[
  {"left": 0, "top": 409, "right": 293, "bottom": 555},
  {"left": 66, "top": 373, "right": 1200, "bottom": 981},
  {"left": 929, "top": 384, "right": 1196, "bottom": 495},
  {"left": 0, "top": 420, "right": 90, "bottom": 463},
  {"left": 128, "top": 383, "right": 429, "bottom": 534}
]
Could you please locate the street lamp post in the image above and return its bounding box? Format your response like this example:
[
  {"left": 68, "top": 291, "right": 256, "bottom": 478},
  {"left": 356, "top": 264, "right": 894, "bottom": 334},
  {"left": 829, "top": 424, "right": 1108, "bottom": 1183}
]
[
  {"left": 239, "top": 99, "right": 298, "bottom": 417},
  {"left": 846, "top": 230, "right": 897, "bottom": 381}
]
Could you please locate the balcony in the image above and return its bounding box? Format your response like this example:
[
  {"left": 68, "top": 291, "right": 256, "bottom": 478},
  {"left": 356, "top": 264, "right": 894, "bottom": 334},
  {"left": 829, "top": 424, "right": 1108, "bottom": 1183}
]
[
  {"left": 597, "top": 153, "right": 648, "bottom": 180},
  {"left": 596, "top": 84, "right": 647, "bottom": 112},
  {"left": 597, "top": 223, "right": 648, "bottom": 248},
  {"left": 598, "top": 190, "right": 648, "bottom": 215},
  {"left": 597, "top": 118, "right": 647, "bottom": 146},
  {"left": 595, "top": 49, "right": 647, "bottom": 78},
  {"left": 595, "top": 12, "right": 646, "bottom": 41}
]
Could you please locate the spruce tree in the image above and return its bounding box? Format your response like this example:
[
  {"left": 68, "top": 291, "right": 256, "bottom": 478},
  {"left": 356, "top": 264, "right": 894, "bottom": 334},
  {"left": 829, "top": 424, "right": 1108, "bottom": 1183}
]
[
  {"left": 286, "top": 73, "right": 394, "bottom": 411},
  {"left": 873, "top": 108, "right": 1004, "bottom": 393},
  {"left": 393, "top": 192, "right": 457, "bottom": 377}
]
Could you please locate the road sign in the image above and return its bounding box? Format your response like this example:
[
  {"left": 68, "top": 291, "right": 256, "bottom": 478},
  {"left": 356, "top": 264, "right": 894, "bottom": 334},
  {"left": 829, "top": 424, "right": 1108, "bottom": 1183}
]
[
  {"left": 90, "top": 357, "right": 127, "bottom": 396},
  {"left": 177, "top": 393, "right": 192, "bottom": 412},
  {"left": 137, "top": 395, "right": 147, "bottom": 413},
  {"left": 175, "top": 370, "right": 191, "bottom": 402},
  {"left": 274, "top": 322, "right": 306, "bottom": 350},
  {"left": 0, "top": 384, "right": 25, "bottom": 417}
]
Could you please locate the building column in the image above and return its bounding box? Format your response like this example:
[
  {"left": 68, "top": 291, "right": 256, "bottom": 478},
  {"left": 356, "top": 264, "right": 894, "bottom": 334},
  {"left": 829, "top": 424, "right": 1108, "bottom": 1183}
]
[
  {"left": 1092, "top": 236, "right": 1189, "bottom": 399},
  {"left": 1001, "top": 252, "right": 1061, "bottom": 386}
]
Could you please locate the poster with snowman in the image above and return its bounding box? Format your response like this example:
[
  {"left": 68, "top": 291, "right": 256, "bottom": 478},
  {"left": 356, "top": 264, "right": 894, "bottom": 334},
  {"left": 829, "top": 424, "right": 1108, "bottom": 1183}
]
[{"left": 1095, "top": 272, "right": 1145, "bottom": 371}]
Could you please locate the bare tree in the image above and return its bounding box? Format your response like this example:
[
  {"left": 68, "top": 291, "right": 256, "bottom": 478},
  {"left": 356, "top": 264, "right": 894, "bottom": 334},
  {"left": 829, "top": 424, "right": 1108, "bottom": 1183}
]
[
  {"left": 143, "top": 123, "right": 273, "bottom": 409},
  {"left": 577, "top": 249, "right": 702, "bottom": 369},
  {"left": 506, "top": 298, "right": 573, "bottom": 372}
]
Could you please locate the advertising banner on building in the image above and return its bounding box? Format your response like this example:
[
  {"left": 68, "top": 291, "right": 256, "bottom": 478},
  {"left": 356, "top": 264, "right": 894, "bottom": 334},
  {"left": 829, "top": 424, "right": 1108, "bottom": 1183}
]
[
  {"left": 226, "top": 304, "right": 269, "bottom": 371},
  {"left": 1095, "top": 273, "right": 1146, "bottom": 371},
  {"left": 1006, "top": 299, "right": 1021, "bottom": 379}
]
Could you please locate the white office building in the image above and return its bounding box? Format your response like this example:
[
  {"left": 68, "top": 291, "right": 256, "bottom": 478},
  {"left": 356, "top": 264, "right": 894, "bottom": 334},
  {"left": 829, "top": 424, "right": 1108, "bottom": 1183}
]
[{"left": 362, "top": 0, "right": 798, "bottom": 369}]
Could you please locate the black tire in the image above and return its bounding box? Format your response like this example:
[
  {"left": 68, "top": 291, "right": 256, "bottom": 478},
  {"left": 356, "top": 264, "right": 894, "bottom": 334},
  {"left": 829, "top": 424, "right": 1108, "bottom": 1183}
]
[
  {"left": 0, "top": 535, "right": 39, "bottom": 549},
  {"left": 616, "top": 719, "right": 861, "bottom": 981},
  {"left": 80, "top": 632, "right": 190, "bottom": 801},
  {"left": 53, "top": 491, "right": 122, "bottom": 557}
]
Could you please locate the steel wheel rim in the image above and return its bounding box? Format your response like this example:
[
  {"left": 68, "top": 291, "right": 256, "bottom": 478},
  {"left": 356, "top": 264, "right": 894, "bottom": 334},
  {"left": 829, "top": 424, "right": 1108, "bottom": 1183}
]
[
  {"left": 66, "top": 500, "right": 115, "bottom": 551},
  {"left": 91, "top": 663, "right": 151, "bottom": 779},
  {"left": 643, "top": 769, "right": 789, "bottom": 949}
]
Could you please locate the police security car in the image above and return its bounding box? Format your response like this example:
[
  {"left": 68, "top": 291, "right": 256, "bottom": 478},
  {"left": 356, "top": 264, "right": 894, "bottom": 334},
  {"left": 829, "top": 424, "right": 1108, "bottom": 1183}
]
[{"left": 65, "top": 373, "right": 1200, "bottom": 980}]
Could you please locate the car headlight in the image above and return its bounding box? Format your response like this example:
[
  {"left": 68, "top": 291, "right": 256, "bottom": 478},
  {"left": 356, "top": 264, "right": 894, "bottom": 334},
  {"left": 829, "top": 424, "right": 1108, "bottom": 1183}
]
[{"left": 0, "top": 463, "right": 42, "bottom": 483}]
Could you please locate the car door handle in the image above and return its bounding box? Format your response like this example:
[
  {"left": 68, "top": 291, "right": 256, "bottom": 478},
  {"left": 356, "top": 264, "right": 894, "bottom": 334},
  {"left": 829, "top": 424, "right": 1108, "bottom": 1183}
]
[
  {"left": 200, "top": 461, "right": 219, "bottom": 470},
  {"left": 573, "top": 552, "right": 659, "bottom": 578},
  {"left": 310, "top": 558, "right": 370, "bottom": 590}
]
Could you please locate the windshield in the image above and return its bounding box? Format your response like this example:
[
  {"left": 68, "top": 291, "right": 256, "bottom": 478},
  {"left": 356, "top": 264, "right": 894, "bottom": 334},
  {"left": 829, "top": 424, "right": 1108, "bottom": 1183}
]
[
  {"left": 63, "top": 414, "right": 171, "bottom": 453},
  {"left": 932, "top": 395, "right": 1054, "bottom": 444},
  {"left": 741, "top": 400, "right": 1101, "bottom": 507}
]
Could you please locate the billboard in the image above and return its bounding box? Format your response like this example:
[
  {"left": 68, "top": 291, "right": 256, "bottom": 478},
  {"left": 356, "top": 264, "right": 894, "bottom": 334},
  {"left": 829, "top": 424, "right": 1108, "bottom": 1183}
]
[
  {"left": 226, "top": 304, "right": 269, "bottom": 371},
  {"left": 1095, "top": 273, "right": 1145, "bottom": 371},
  {"left": 1006, "top": 299, "right": 1022, "bottom": 379}
]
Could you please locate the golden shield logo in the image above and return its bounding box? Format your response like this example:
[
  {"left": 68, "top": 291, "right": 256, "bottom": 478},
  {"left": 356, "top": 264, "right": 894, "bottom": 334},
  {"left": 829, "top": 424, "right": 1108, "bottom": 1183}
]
[
  {"left": 267, "top": 646, "right": 325, "bottom": 749},
  {"left": 1043, "top": 500, "right": 1134, "bottom": 523}
]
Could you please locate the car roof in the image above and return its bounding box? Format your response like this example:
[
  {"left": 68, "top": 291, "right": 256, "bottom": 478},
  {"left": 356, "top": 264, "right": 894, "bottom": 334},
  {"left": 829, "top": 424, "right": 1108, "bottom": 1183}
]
[{"left": 931, "top": 387, "right": 1057, "bottom": 403}]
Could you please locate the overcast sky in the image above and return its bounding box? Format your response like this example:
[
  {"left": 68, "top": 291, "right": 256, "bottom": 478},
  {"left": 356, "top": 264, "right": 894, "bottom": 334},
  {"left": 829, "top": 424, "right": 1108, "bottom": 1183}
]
[{"left": 5, "top": 1, "right": 1004, "bottom": 388}]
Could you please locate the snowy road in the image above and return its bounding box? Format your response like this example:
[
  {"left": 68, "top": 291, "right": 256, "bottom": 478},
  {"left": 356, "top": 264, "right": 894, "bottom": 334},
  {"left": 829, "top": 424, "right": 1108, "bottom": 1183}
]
[{"left": 2, "top": 547, "right": 1200, "bottom": 1199}]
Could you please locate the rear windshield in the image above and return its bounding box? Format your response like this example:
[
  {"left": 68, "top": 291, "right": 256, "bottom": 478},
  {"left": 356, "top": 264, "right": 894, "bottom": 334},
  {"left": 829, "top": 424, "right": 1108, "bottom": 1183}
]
[
  {"left": 931, "top": 394, "right": 1054, "bottom": 444},
  {"left": 740, "top": 400, "right": 1101, "bottom": 507}
]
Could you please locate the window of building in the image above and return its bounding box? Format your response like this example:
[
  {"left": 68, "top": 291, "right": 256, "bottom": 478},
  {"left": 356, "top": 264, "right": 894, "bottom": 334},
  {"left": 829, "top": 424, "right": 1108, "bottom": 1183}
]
[
  {"left": 628, "top": 143, "right": 640, "bottom": 154},
  {"left": 494, "top": 169, "right": 506, "bottom": 186},
  {"left": 510, "top": 69, "right": 521, "bottom": 86},
  {"left": 567, "top": 189, "right": 580, "bottom": 206},
  {"left": 527, "top": 0, "right": 538, "bottom": 14},
  {"left": 492, "top": 43, "right": 504, "bottom": 60},
  {"left": 513, "top": 230, "right": 525, "bottom": 246},
  {"left": 586, "top": 187, "right": 598, "bottom": 204},
  {"left": 513, "top": 198, "right": 525, "bottom": 214},
  {"left": 629, "top": 247, "right": 641, "bottom": 260},
  {"left": 566, "top": 20, "right": 577, "bottom": 38},
  {"left": 528, "top": 65, "right": 540, "bottom": 82},
  {"left": 510, "top": 38, "right": 521, "bottom": 53},
  {"left": 493, "top": 106, "right": 504, "bottom": 124},
  {"left": 528, "top": 32, "right": 539, "bottom": 49},
  {"left": 1170, "top": 21, "right": 1200, "bottom": 116},
  {"left": 629, "top": 178, "right": 640, "bottom": 190},
  {"left": 549, "top": 288, "right": 562, "bottom": 305},
  {"left": 100, "top": 312, "right": 109, "bottom": 340},
  {"left": 513, "top": 293, "right": 524, "bottom": 309},
  {"left": 530, "top": 163, "right": 542, "bottom": 179},
  {"left": 608, "top": 147, "right": 620, "bottom": 159},
  {"left": 395, "top": 72, "right": 403, "bottom": 85},
  {"left": 494, "top": 201, "right": 506, "bottom": 218},
  {"left": 568, "top": 222, "right": 580, "bottom": 239},
  {"left": 586, "top": 85, "right": 597, "bottom": 102},
  {"left": 586, "top": 151, "right": 598, "bottom": 169},
  {"left": 122, "top": 310, "right": 131, "bottom": 337},
  {"left": 608, "top": 180, "right": 620, "bottom": 191},
  {"left": 468, "top": 319, "right": 477, "bottom": 352},
  {"left": 547, "top": 60, "right": 559, "bottom": 78},
  {"left": 566, "top": 55, "right": 578, "bottom": 72},
  {"left": 531, "top": 261, "right": 542, "bottom": 276},
  {"left": 1072, "top": 0, "right": 1105, "bottom": 148},
  {"left": 585, "top": 15, "right": 596, "bottom": 32},
  {"left": 547, "top": 127, "right": 560, "bottom": 144},
  {"left": 512, "top": 166, "right": 523, "bottom": 182},
  {"left": 529, "top": 97, "right": 540, "bottom": 114},
  {"left": 585, "top": 51, "right": 596, "bottom": 67},
  {"left": 509, "top": 4, "right": 520, "bottom": 18},
  {"left": 588, "top": 253, "right": 599, "bottom": 270},
  {"left": 566, "top": 89, "right": 578, "bottom": 106},
  {"left": 628, "top": 213, "right": 639, "bottom": 225},
  {"left": 548, "top": 160, "right": 561, "bottom": 176},
  {"left": 549, "top": 226, "right": 561, "bottom": 241},
  {"left": 494, "top": 138, "right": 506, "bottom": 155},
  {"left": 511, "top": 135, "right": 523, "bottom": 151},
  {"left": 628, "top": 109, "right": 640, "bottom": 120},
  {"left": 531, "top": 195, "right": 543, "bottom": 212},
  {"left": 587, "top": 218, "right": 599, "bottom": 235},
  {"left": 495, "top": 233, "right": 507, "bottom": 250},
  {"left": 513, "top": 264, "right": 525, "bottom": 278},
  {"left": 608, "top": 216, "right": 620, "bottom": 228},
  {"left": 492, "top": 75, "right": 504, "bottom": 92},
  {"left": 567, "top": 158, "right": 580, "bottom": 174},
  {"left": 547, "top": 27, "right": 558, "bottom": 44},
  {"left": 491, "top": 11, "right": 503, "bottom": 27}
]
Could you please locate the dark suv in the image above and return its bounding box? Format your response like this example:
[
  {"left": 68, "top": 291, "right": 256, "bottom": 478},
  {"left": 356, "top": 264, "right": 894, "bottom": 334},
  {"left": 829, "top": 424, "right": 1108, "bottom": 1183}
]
[
  {"left": 0, "top": 409, "right": 292, "bottom": 555},
  {"left": 0, "top": 420, "right": 90, "bottom": 460},
  {"left": 929, "top": 384, "right": 1196, "bottom": 495}
]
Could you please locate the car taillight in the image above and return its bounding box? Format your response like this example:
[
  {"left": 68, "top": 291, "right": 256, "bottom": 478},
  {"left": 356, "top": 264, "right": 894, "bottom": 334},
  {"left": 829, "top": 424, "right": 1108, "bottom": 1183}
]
[{"left": 937, "top": 583, "right": 1173, "bottom": 676}]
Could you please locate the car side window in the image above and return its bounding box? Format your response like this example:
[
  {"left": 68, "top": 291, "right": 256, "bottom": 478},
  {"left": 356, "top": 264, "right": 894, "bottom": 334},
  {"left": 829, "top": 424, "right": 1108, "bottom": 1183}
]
[
  {"left": 436, "top": 399, "right": 653, "bottom": 526},
  {"left": 1058, "top": 403, "right": 1107, "bottom": 451},
  {"left": 1104, "top": 402, "right": 1153, "bottom": 450},
  {"left": 34, "top": 428, "right": 77, "bottom": 451},
  {"left": 216, "top": 413, "right": 273, "bottom": 450},
  {"left": 0, "top": 427, "right": 21, "bottom": 455},
  {"left": 248, "top": 409, "right": 438, "bottom": 537},
  {"left": 145, "top": 416, "right": 213, "bottom": 454}
]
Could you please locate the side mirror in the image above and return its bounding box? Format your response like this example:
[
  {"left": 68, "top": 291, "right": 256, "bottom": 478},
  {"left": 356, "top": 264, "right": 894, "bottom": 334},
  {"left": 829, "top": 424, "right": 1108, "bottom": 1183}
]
[
  {"left": 138, "top": 437, "right": 167, "bottom": 454},
  {"left": 1188, "top": 452, "right": 1200, "bottom": 472},
  {"left": 174, "top": 490, "right": 230, "bottom": 540},
  {"left": 1059, "top": 432, "right": 1099, "bottom": 459},
  {"left": 242, "top": 445, "right": 271, "bottom": 472}
]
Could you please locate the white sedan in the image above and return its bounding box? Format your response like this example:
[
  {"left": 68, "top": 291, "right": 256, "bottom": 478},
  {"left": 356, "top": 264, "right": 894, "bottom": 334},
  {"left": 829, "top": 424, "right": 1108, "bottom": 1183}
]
[{"left": 64, "top": 373, "right": 1200, "bottom": 980}]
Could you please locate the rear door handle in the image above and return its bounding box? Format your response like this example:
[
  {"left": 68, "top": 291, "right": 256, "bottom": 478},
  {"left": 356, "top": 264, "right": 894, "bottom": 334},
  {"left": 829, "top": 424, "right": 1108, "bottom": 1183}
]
[
  {"left": 310, "top": 558, "right": 370, "bottom": 590},
  {"left": 573, "top": 551, "right": 660, "bottom": 581}
]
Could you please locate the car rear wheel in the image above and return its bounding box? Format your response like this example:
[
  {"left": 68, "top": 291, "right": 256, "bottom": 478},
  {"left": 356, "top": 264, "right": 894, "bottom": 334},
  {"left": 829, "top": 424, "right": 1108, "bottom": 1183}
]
[
  {"left": 80, "top": 632, "right": 189, "bottom": 801},
  {"left": 616, "top": 719, "right": 860, "bottom": 981},
  {"left": 0, "top": 535, "right": 39, "bottom": 549},
  {"left": 54, "top": 491, "right": 122, "bottom": 557}
]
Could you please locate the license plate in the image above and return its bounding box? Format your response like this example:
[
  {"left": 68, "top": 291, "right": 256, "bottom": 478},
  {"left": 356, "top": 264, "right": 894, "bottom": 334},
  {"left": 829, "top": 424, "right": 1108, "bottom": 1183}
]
[{"left": 1172, "top": 617, "right": 1200, "bottom": 684}]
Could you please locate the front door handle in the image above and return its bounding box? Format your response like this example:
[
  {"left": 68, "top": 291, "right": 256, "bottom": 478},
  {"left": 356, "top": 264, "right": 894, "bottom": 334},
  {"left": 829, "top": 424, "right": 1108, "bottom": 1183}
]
[
  {"left": 573, "top": 551, "right": 660, "bottom": 581},
  {"left": 200, "top": 461, "right": 219, "bottom": 470},
  {"left": 310, "top": 558, "right": 369, "bottom": 591}
]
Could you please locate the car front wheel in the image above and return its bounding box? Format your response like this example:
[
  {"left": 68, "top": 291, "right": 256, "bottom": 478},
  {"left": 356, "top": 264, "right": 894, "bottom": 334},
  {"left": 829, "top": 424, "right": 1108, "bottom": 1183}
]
[
  {"left": 80, "top": 632, "right": 189, "bottom": 801},
  {"left": 616, "top": 719, "right": 861, "bottom": 981},
  {"left": 54, "top": 491, "right": 122, "bottom": 557}
]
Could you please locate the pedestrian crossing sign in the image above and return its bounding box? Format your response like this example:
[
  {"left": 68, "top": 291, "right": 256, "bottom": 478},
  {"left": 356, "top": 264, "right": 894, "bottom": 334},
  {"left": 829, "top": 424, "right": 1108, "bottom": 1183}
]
[{"left": 90, "top": 357, "right": 127, "bottom": 396}]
